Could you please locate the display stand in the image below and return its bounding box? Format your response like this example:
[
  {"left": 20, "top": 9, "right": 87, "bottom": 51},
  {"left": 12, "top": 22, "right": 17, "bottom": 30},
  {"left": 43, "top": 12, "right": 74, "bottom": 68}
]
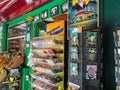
[
  {"left": 113, "top": 24, "right": 120, "bottom": 90},
  {"left": 28, "top": 20, "right": 68, "bottom": 90},
  {"left": 68, "top": 27, "right": 101, "bottom": 90}
]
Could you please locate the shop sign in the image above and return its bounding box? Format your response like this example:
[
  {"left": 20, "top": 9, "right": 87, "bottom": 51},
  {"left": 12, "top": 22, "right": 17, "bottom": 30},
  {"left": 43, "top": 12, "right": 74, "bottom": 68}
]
[
  {"left": 46, "top": 20, "right": 64, "bottom": 35},
  {"left": 26, "top": 16, "right": 34, "bottom": 21}
]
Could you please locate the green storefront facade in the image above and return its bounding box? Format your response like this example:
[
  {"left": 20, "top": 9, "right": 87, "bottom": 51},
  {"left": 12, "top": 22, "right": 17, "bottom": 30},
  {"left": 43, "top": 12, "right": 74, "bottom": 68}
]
[
  {"left": 1, "top": 0, "right": 67, "bottom": 90},
  {"left": 1, "top": 0, "right": 120, "bottom": 90}
]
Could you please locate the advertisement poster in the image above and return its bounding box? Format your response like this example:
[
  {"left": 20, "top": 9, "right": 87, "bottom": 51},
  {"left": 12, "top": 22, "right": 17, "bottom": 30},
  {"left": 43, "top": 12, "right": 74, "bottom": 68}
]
[
  {"left": 70, "top": 63, "right": 79, "bottom": 76},
  {"left": 70, "top": 27, "right": 82, "bottom": 46},
  {"left": 70, "top": 29, "right": 79, "bottom": 46},
  {"left": 34, "top": 15, "right": 39, "bottom": 21},
  {"left": 86, "top": 48, "right": 97, "bottom": 60},
  {"left": 41, "top": 10, "right": 48, "bottom": 19},
  {"left": 68, "top": 0, "right": 99, "bottom": 28},
  {"left": 69, "top": 82, "right": 80, "bottom": 90},
  {"left": 61, "top": 2, "right": 68, "bottom": 13},
  {"left": 51, "top": 6, "right": 58, "bottom": 16},
  {"left": 86, "top": 32, "right": 97, "bottom": 46},
  {"left": 86, "top": 65, "right": 97, "bottom": 79},
  {"left": 70, "top": 46, "right": 79, "bottom": 60}
]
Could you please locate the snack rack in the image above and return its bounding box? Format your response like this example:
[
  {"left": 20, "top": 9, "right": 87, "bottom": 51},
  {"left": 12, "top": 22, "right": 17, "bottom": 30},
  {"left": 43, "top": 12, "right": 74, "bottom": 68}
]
[{"left": 28, "top": 35, "right": 67, "bottom": 90}]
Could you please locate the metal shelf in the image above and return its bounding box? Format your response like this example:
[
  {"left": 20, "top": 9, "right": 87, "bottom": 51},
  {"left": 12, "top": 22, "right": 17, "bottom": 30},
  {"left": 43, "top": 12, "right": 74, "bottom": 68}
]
[{"left": 8, "top": 35, "right": 25, "bottom": 40}]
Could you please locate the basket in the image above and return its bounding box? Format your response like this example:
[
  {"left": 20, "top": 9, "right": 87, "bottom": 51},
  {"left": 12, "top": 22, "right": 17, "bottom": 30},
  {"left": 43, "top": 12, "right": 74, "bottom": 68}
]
[{"left": 5, "top": 57, "right": 24, "bottom": 69}]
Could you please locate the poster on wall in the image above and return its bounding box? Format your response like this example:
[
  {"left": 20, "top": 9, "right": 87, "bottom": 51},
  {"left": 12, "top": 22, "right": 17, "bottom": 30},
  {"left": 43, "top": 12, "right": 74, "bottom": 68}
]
[
  {"left": 34, "top": 15, "right": 39, "bottom": 21},
  {"left": 69, "top": 27, "right": 82, "bottom": 46},
  {"left": 61, "top": 1, "right": 68, "bottom": 13},
  {"left": 86, "top": 48, "right": 97, "bottom": 61},
  {"left": 41, "top": 10, "right": 48, "bottom": 19},
  {"left": 68, "top": 0, "right": 99, "bottom": 28},
  {"left": 70, "top": 46, "right": 79, "bottom": 60},
  {"left": 86, "top": 32, "right": 97, "bottom": 46},
  {"left": 51, "top": 6, "right": 58, "bottom": 16},
  {"left": 69, "top": 82, "right": 80, "bottom": 90},
  {"left": 70, "top": 62, "right": 79, "bottom": 77},
  {"left": 86, "top": 65, "right": 97, "bottom": 79}
]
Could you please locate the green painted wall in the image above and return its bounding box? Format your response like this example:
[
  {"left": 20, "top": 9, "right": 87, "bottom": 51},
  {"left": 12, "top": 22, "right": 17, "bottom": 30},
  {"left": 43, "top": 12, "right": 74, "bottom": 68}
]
[
  {"left": 102, "top": 0, "right": 120, "bottom": 90},
  {"left": 1, "top": 23, "right": 7, "bottom": 51}
]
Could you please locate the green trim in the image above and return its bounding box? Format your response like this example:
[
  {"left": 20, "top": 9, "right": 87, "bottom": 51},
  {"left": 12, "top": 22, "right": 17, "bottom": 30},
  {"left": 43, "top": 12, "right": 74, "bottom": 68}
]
[
  {"left": 7, "top": 0, "right": 67, "bottom": 26},
  {"left": 1, "top": 24, "right": 7, "bottom": 51}
]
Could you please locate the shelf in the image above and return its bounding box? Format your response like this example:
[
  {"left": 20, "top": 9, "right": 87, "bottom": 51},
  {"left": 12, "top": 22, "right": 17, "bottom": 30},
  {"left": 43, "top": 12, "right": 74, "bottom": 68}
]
[
  {"left": 2, "top": 80, "right": 20, "bottom": 84},
  {"left": 29, "top": 35, "right": 64, "bottom": 90},
  {"left": 31, "top": 79, "right": 58, "bottom": 89},
  {"left": 8, "top": 35, "right": 25, "bottom": 40},
  {"left": 31, "top": 83, "right": 47, "bottom": 90},
  {"left": 31, "top": 74, "right": 54, "bottom": 85},
  {"left": 32, "top": 67, "right": 55, "bottom": 75},
  {"left": 30, "top": 58, "right": 61, "bottom": 64}
]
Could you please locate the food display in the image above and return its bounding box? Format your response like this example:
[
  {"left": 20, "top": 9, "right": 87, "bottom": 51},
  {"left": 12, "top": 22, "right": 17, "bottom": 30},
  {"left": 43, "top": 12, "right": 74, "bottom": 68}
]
[
  {"left": 8, "top": 38, "right": 24, "bottom": 54},
  {"left": 5, "top": 54, "right": 24, "bottom": 69},
  {"left": 8, "top": 28, "right": 26, "bottom": 38},
  {"left": 0, "top": 51, "right": 24, "bottom": 69},
  {"left": 28, "top": 35, "right": 64, "bottom": 90},
  {"left": 0, "top": 51, "right": 22, "bottom": 90}
]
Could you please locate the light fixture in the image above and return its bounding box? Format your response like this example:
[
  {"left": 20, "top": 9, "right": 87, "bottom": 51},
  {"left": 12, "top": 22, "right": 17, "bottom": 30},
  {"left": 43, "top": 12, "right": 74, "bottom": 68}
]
[{"left": 25, "top": 0, "right": 33, "bottom": 5}]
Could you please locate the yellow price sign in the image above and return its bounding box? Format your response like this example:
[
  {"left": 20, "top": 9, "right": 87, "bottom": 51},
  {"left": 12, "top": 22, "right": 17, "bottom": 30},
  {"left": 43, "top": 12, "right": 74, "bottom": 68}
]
[
  {"left": 46, "top": 20, "right": 64, "bottom": 36},
  {"left": 72, "top": 0, "right": 89, "bottom": 6}
]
